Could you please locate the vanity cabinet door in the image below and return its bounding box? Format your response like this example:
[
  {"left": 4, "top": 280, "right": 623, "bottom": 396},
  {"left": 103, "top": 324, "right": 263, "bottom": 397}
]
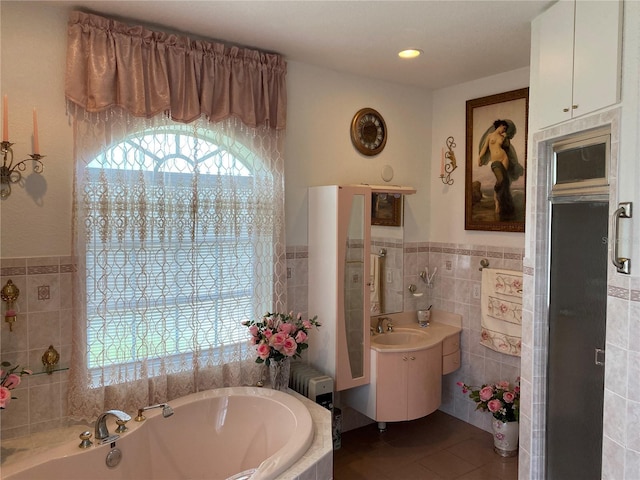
[
  {"left": 375, "top": 344, "right": 442, "bottom": 422},
  {"left": 406, "top": 347, "right": 442, "bottom": 420},
  {"left": 375, "top": 352, "right": 408, "bottom": 421}
]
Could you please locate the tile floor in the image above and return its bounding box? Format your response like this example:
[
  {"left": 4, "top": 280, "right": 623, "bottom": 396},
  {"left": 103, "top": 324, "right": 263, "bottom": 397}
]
[{"left": 333, "top": 411, "right": 518, "bottom": 480}]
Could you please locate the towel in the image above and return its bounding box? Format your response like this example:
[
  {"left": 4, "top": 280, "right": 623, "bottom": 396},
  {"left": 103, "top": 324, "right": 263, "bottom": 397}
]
[
  {"left": 480, "top": 268, "right": 523, "bottom": 356},
  {"left": 370, "top": 253, "right": 381, "bottom": 314}
]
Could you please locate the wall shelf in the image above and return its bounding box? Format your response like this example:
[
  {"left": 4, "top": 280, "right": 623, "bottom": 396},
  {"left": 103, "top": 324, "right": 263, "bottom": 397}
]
[
  {"left": 31, "top": 365, "right": 69, "bottom": 376},
  {"left": 356, "top": 184, "right": 417, "bottom": 195}
]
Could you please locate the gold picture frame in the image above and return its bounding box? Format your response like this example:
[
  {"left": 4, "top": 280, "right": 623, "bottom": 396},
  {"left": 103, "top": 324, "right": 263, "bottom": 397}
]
[
  {"left": 372, "top": 192, "right": 402, "bottom": 227},
  {"left": 465, "top": 88, "right": 529, "bottom": 232}
]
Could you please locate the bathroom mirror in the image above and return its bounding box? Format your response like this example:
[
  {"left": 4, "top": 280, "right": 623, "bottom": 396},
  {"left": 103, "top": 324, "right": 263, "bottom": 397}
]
[
  {"left": 370, "top": 224, "right": 404, "bottom": 315},
  {"left": 344, "top": 193, "right": 366, "bottom": 379}
]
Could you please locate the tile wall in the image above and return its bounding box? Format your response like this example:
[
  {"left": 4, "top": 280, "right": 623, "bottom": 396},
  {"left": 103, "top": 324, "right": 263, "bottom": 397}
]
[
  {"left": 2, "top": 242, "right": 523, "bottom": 440},
  {"left": 0, "top": 256, "right": 73, "bottom": 440}
]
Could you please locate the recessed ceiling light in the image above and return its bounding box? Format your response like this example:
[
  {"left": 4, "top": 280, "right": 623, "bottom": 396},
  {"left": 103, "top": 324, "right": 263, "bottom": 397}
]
[{"left": 398, "top": 49, "right": 423, "bottom": 59}]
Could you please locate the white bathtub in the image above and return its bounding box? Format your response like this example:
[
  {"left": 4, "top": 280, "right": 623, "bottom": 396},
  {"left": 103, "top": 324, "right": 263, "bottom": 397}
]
[{"left": 2, "top": 386, "right": 314, "bottom": 480}]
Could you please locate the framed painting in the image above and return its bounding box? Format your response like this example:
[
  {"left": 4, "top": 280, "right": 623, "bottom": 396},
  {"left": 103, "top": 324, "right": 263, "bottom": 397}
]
[
  {"left": 371, "top": 192, "right": 402, "bottom": 227},
  {"left": 465, "top": 88, "right": 529, "bottom": 232}
]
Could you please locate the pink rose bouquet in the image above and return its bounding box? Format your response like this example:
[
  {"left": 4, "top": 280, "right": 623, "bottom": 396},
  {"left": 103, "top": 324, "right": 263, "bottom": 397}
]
[
  {"left": 0, "top": 361, "right": 32, "bottom": 409},
  {"left": 243, "top": 312, "right": 321, "bottom": 366},
  {"left": 457, "top": 378, "right": 520, "bottom": 422}
]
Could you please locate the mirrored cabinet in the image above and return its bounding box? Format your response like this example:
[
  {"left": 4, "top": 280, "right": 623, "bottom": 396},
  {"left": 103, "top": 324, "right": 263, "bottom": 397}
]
[
  {"left": 307, "top": 185, "right": 372, "bottom": 391},
  {"left": 307, "top": 184, "right": 415, "bottom": 391}
]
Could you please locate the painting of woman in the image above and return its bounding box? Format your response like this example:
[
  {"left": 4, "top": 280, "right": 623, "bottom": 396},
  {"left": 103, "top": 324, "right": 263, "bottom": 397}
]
[
  {"left": 465, "top": 88, "right": 528, "bottom": 232},
  {"left": 477, "top": 119, "right": 524, "bottom": 221}
]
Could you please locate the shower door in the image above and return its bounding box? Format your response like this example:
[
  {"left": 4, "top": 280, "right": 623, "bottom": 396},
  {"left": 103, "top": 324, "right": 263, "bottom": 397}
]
[{"left": 546, "top": 200, "right": 608, "bottom": 479}]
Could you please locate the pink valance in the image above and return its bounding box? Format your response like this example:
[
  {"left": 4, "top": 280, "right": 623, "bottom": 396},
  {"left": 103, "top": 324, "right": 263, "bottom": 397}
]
[{"left": 65, "top": 11, "right": 287, "bottom": 129}]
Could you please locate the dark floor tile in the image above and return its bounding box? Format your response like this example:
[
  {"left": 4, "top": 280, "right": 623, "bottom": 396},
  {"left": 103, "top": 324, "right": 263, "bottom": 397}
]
[{"left": 333, "top": 411, "right": 518, "bottom": 480}]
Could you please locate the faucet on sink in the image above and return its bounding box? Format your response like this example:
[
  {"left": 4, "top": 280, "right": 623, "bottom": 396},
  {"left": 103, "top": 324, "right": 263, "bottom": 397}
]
[{"left": 376, "top": 317, "right": 394, "bottom": 333}]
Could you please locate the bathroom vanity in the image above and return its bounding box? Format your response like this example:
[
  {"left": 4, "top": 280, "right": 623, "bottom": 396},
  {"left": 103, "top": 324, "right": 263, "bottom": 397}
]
[{"left": 342, "top": 310, "right": 461, "bottom": 425}]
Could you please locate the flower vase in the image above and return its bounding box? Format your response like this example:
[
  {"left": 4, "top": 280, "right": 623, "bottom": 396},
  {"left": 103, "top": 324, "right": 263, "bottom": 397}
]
[
  {"left": 269, "top": 357, "right": 291, "bottom": 391},
  {"left": 492, "top": 419, "right": 519, "bottom": 457}
]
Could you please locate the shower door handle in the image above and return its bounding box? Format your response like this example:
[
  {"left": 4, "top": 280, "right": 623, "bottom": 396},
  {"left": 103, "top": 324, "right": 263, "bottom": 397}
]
[
  {"left": 611, "top": 202, "right": 632, "bottom": 274},
  {"left": 594, "top": 348, "right": 605, "bottom": 366}
]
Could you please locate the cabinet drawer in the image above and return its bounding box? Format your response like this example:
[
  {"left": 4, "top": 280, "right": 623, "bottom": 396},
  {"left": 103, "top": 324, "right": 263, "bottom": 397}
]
[
  {"left": 442, "top": 335, "right": 460, "bottom": 355},
  {"left": 443, "top": 351, "right": 460, "bottom": 375}
]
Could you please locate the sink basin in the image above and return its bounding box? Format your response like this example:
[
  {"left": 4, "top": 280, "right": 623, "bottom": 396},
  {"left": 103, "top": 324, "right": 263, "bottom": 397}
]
[{"left": 371, "top": 329, "right": 429, "bottom": 347}]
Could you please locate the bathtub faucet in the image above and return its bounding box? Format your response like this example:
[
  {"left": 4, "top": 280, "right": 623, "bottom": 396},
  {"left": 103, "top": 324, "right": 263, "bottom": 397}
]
[
  {"left": 95, "top": 409, "right": 131, "bottom": 443},
  {"left": 134, "top": 403, "right": 174, "bottom": 422}
]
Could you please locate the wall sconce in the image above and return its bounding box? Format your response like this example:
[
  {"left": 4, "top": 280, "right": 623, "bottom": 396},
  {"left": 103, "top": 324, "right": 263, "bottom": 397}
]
[
  {"left": 439, "top": 136, "right": 457, "bottom": 185},
  {"left": 1, "top": 95, "right": 45, "bottom": 198},
  {"left": 1, "top": 279, "right": 20, "bottom": 331}
]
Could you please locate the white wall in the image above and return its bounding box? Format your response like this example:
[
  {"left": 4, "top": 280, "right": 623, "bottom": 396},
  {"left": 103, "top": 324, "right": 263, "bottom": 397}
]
[
  {"left": 284, "top": 61, "right": 432, "bottom": 245},
  {"left": 429, "top": 67, "right": 530, "bottom": 248},
  {"left": 0, "top": 2, "right": 74, "bottom": 258}
]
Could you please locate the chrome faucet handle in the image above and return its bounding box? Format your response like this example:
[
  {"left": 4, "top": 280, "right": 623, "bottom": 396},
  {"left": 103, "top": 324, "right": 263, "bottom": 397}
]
[
  {"left": 386, "top": 320, "right": 394, "bottom": 332},
  {"left": 79, "top": 431, "right": 93, "bottom": 449}
]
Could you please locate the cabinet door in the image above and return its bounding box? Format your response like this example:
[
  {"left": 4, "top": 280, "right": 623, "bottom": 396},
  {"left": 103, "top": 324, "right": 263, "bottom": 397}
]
[
  {"left": 376, "top": 352, "right": 408, "bottom": 422},
  {"left": 533, "top": 0, "right": 622, "bottom": 129},
  {"left": 407, "top": 347, "right": 442, "bottom": 420},
  {"left": 535, "top": 0, "right": 574, "bottom": 127},
  {"left": 572, "top": 0, "right": 622, "bottom": 116},
  {"left": 336, "top": 186, "right": 371, "bottom": 390}
]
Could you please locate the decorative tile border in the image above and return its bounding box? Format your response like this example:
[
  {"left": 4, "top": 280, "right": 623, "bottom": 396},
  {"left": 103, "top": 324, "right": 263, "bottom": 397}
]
[
  {"left": 608, "top": 285, "right": 629, "bottom": 300},
  {"left": 0, "top": 266, "right": 26, "bottom": 276},
  {"left": 1, "top": 260, "right": 77, "bottom": 277},
  {"left": 631, "top": 290, "right": 640, "bottom": 302},
  {"left": 28, "top": 265, "right": 59, "bottom": 275}
]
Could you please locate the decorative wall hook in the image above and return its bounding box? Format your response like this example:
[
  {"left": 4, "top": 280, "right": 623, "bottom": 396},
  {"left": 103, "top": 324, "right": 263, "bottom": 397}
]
[
  {"left": 439, "top": 136, "right": 457, "bottom": 185},
  {"left": 42, "top": 345, "right": 60, "bottom": 374},
  {"left": 1, "top": 279, "right": 20, "bottom": 331}
]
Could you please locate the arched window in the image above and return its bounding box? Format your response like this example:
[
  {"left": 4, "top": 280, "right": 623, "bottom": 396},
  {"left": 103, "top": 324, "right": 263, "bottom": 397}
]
[{"left": 83, "top": 125, "right": 272, "bottom": 370}]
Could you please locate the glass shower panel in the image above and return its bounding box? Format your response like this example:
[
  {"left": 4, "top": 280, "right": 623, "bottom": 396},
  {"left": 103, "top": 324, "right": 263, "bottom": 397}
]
[
  {"left": 547, "top": 201, "right": 607, "bottom": 479},
  {"left": 344, "top": 194, "right": 365, "bottom": 379}
]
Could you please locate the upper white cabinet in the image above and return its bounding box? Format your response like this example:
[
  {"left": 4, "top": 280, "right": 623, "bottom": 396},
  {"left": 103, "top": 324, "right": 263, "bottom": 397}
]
[{"left": 532, "top": 0, "right": 622, "bottom": 128}]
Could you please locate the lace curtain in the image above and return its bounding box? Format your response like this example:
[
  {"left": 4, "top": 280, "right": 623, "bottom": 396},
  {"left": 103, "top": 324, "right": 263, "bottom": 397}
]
[{"left": 65, "top": 12, "right": 287, "bottom": 421}]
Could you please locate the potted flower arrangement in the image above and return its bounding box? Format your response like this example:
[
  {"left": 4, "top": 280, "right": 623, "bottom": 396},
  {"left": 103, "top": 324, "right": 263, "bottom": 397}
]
[
  {"left": 457, "top": 378, "right": 520, "bottom": 456},
  {"left": 243, "top": 312, "right": 320, "bottom": 390},
  {"left": 0, "top": 361, "right": 32, "bottom": 409}
]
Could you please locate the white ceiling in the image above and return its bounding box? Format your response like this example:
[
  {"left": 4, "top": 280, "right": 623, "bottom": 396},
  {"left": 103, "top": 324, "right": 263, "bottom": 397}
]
[{"left": 63, "top": 0, "right": 554, "bottom": 90}]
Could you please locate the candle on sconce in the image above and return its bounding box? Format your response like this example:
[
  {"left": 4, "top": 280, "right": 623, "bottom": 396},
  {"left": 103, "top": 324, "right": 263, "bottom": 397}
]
[
  {"left": 33, "top": 108, "right": 40, "bottom": 155},
  {"left": 3, "top": 95, "right": 8, "bottom": 142},
  {"left": 440, "top": 147, "right": 445, "bottom": 176}
]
